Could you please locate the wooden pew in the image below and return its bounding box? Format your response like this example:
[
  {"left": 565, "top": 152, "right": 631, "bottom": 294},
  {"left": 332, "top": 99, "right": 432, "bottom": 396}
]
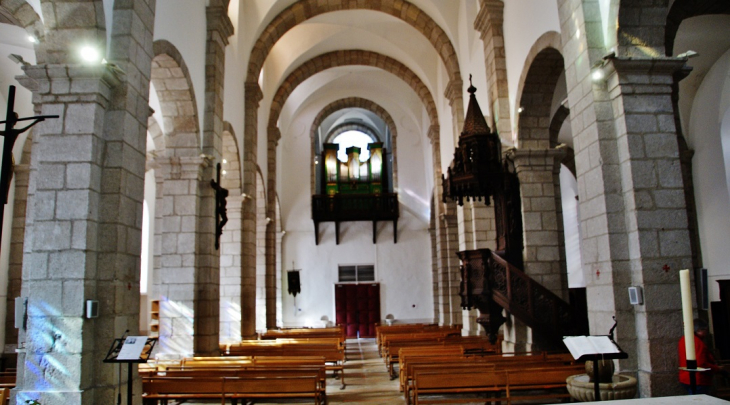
[
  {"left": 402, "top": 352, "right": 575, "bottom": 403},
  {"left": 224, "top": 375, "right": 322, "bottom": 405},
  {"left": 411, "top": 363, "right": 584, "bottom": 405},
  {"left": 221, "top": 342, "right": 347, "bottom": 389},
  {"left": 0, "top": 371, "right": 16, "bottom": 389},
  {"left": 142, "top": 376, "right": 224, "bottom": 405},
  {"left": 377, "top": 324, "right": 459, "bottom": 355},
  {"left": 142, "top": 366, "right": 326, "bottom": 403}
]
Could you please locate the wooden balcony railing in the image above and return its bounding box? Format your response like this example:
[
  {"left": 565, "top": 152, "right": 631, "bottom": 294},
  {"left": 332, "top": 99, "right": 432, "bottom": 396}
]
[{"left": 311, "top": 193, "right": 399, "bottom": 245}]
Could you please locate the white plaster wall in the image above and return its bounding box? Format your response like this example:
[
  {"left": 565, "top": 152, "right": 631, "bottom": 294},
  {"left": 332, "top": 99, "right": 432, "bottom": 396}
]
[
  {"left": 457, "top": 0, "right": 491, "bottom": 121},
  {"left": 503, "top": 0, "right": 561, "bottom": 131},
  {"left": 688, "top": 48, "right": 730, "bottom": 302},
  {"left": 153, "top": 0, "right": 207, "bottom": 147},
  {"left": 560, "top": 165, "right": 585, "bottom": 288},
  {"left": 278, "top": 69, "right": 433, "bottom": 327},
  {"left": 281, "top": 217, "right": 433, "bottom": 328}
]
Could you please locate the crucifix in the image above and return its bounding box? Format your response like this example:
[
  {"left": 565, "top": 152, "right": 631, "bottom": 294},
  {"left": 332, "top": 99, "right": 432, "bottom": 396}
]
[
  {"left": 210, "top": 162, "right": 229, "bottom": 250},
  {"left": 0, "top": 85, "right": 58, "bottom": 252}
]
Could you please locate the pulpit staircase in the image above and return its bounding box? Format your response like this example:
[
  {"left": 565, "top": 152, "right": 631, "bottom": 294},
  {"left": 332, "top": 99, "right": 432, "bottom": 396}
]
[
  {"left": 458, "top": 248, "right": 588, "bottom": 347},
  {"left": 442, "top": 77, "right": 588, "bottom": 347}
]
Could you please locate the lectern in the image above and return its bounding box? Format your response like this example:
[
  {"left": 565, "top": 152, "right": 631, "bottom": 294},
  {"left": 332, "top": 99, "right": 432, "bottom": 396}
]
[
  {"left": 104, "top": 333, "right": 157, "bottom": 405},
  {"left": 563, "top": 335, "right": 628, "bottom": 401}
]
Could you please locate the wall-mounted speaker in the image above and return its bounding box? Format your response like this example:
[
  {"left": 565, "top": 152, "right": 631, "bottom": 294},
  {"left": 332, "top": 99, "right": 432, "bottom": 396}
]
[
  {"left": 86, "top": 300, "right": 99, "bottom": 319},
  {"left": 628, "top": 286, "right": 643, "bottom": 305},
  {"left": 14, "top": 297, "right": 27, "bottom": 329}
]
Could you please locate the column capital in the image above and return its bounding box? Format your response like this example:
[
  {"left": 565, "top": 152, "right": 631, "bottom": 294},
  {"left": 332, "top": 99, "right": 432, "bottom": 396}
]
[
  {"left": 18, "top": 64, "right": 122, "bottom": 107},
  {"left": 507, "top": 147, "right": 566, "bottom": 170},
  {"left": 474, "top": 0, "right": 503, "bottom": 39},
  {"left": 245, "top": 82, "right": 264, "bottom": 107},
  {"left": 427, "top": 125, "right": 440, "bottom": 144},
  {"left": 444, "top": 79, "right": 463, "bottom": 107},
  {"left": 207, "top": 6, "right": 235, "bottom": 46},
  {"left": 268, "top": 126, "right": 281, "bottom": 143},
  {"left": 605, "top": 57, "right": 690, "bottom": 86}
]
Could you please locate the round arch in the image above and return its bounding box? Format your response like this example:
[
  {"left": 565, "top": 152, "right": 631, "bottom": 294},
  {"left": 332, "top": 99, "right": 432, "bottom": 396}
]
[
  {"left": 310, "top": 97, "right": 398, "bottom": 143},
  {"left": 246, "top": 0, "right": 461, "bottom": 85},
  {"left": 325, "top": 123, "right": 380, "bottom": 144},
  {"left": 514, "top": 32, "right": 565, "bottom": 148},
  {"left": 151, "top": 40, "right": 200, "bottom": 157},
  {"left": 309, "top": 97, "right": 400, "bottom": 193},
  {"left": 268, "top": 50, "right": 438, "bottom": 132},
  {"left": 665, "top": 0, "right": 730, "bottom": 56}
]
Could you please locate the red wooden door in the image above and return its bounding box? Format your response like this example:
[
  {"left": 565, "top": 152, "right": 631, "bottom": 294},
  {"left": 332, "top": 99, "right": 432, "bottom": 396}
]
[{"left": 335, "top": 283, "right": 380, "bottom": 338}]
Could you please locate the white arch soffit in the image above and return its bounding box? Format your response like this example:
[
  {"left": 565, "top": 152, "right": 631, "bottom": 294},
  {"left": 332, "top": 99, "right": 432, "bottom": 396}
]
[
  {"left": 502, "top": 2, "right": 561, "bottom": 129},
  {"left": 250, "top": 0, "right": 457, "bottom": 51},
  {"left": 148, "top": 81, "right": 165, "bottom": 135},
  {"left": 329, "top": 110, "right": 382, "bottom": 133},
  {"left": 689, "top": 47, "right": 730, "bottom": 302},
  {"left": 262, "top": 9, "right": 440, "bottom": 101},
  {"left": 559, "top": 164, "right": 584, "bottom": 288},
  {"left": 279, "top": 68, "right": 426, "bottom": 137}
]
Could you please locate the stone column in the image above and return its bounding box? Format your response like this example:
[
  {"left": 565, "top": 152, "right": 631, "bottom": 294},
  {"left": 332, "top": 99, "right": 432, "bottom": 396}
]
[
  {"left": 474, "top": 0, "right": 513, "bottom": 141},
  {"left": 241, "top": 83, "right": 262, "bottom": 338},
  {"left": 604, "top": 56, "right": 691, "bottom": 396},
  {"left": 275, "top": 219, "right": 283, "bottom": 327},
  {"left": 508, "top": 148, "right": 568, "bottom": 300},
  {"left": 429, "top": 125, "right": 458, "bottom": 326},
  {"left": 220, "top": 195, "right": 243, "bottom": 343},
  {"left": 445, "top": 79, "right": 465, "bottom": 145},
  {"left": 4, "top": 164, "right": 29, "bottom": 356},
  {"left": 154, "top": 156, "right": 218, "bottom": 356},
  {"left": 203, "top": 1, "right": 234, "bottom": 160},
  {"left": 14, "top": 62, "right": 139, "bottom": 404},
  {"left": 265, "top": 130, "right": 279, "bottom": 329},
  {"left": 255, "top": 186, "right": 266, "bottom": 332}
]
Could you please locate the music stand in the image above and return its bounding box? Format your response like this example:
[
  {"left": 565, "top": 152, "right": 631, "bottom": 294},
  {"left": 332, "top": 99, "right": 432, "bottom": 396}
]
[
  {"left": 103, "top": 334, "right": 157, "bottom": 405},
  {"left": 563, "top": 335, "right": 628, "bottom": 402}
]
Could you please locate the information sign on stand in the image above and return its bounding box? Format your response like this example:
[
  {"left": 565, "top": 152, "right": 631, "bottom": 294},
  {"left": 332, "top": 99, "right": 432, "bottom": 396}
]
[
  {"left": 563, "top": 335, "right": 628, "bottom": 402},
  {"left": 104, "top": 334, "right": 157, "bottom": 405}
]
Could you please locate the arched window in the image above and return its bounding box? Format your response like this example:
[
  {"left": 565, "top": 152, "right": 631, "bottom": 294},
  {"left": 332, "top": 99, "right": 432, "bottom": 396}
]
[{"left": 332, "top": 130, "right": 373, "bottom": 162}]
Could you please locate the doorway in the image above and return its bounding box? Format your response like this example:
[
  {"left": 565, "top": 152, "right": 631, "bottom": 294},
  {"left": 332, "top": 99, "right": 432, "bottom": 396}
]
[{"left": 335, "top": 283, "right": 380, "bottom": 338}]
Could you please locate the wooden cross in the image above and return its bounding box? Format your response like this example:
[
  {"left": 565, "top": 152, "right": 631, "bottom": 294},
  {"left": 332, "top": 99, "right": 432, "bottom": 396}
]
[{"left": 210, "top": 162, "right": 229, "bottom": 250}]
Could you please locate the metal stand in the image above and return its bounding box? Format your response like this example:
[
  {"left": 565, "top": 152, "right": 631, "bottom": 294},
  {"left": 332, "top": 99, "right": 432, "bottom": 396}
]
[
  {"left": 687, "top": 359, "right": 697, "bottom": 394},
  {"left": 103, "top": 334, "right": 157, "bottom": 405}
]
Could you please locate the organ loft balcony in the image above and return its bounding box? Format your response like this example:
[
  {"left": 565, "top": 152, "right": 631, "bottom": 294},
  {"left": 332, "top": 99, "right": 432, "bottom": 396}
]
[{"left": 312, "top": 143, "right": 399, "bottom": 245}]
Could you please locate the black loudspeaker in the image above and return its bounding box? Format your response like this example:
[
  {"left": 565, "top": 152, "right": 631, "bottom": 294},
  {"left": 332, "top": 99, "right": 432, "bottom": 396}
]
[
  {"left": 695, "top": 268, "right": 708, "bottom": 310},
  {"left": 288, "top": 271, "right": 301, "bottom": 297}
]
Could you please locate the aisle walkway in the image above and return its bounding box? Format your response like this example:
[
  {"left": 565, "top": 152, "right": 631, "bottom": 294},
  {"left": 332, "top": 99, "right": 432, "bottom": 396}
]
[
  {"left": 327, "top": 338, "right": 405, "bottom": 404},
  {"left": 182, "top": 338, "right": 405, "bottom": 404}
]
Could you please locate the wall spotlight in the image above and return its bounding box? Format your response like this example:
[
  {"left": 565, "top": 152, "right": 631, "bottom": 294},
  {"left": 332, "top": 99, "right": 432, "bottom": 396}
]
[
  {"left": 517, "top": 107, "right": 524, "bottom": 114},
  {"left": 591, "top": 69, "right": 605, "bottom": 81},
  {"left": 8, "top": 54, "right": 30, "bottom": 66},
  {"left": 27, "top": 35, "right": 37, "bottom": 44},
  {"left": 80, "top": 46, "right": 101, "bottom": 63}
]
